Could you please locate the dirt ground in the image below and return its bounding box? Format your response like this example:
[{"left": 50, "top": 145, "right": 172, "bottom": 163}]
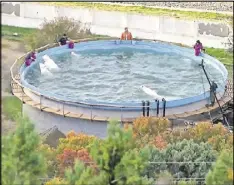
[
  {"left": 1, "top": 39, "right": 26, "bottom": 134},
  {"left": 2, "top": 39, "right": 26, "bottom": 93}
]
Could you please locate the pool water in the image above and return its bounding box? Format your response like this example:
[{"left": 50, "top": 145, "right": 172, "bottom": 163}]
[{"left": 24, "top": 48, "right": 225, "bottom": 103}]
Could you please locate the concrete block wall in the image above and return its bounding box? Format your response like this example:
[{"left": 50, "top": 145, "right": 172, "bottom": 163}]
[{"left": 2, "top": 2, "right": 231, "bottom": 48}]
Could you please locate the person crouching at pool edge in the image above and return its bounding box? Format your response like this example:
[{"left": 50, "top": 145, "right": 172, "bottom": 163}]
[
  {"left": 59, "top": 33, "right": 69, "bottom": 46},
  {"left": 25, "top": 49, "right": 37, "bottom": 67},
  {"left": 121, "top": 27, "right": 132, "bottom": 40},
  {"left": 194, "top": 40, "right": 205, "bottom": 56}
]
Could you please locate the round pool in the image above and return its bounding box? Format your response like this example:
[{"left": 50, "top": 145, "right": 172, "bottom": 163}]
[{"left": 21, "top": 40, "right": 228, "bottom": 113}]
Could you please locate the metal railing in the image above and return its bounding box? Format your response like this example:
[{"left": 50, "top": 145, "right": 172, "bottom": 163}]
[{"left": 10, "top": 38, "right": 232, "bottom": 121}]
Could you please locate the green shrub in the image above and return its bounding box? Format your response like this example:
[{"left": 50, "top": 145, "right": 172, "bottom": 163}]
[
  {"left": 206, "top": 150, "right": 233, "bottom": 185},
  {"left": 147, "top": 140, "right": 217, "bottom": 180},
  {"left": 24, "top": 17, "right": 92, "bottom": 50}
]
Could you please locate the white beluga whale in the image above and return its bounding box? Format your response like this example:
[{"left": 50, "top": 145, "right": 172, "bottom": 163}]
[
  {"left": 71, "top": 51, "right": 81, "bottom": 58},
  {"left": 42, "top": 55, "right": 59, "bottom": 71},
  {"left": 140, "top": 85, "right": 180, "bottom": 101},
  {"left": 39, "top": 63, "right": 52, "bottom": 76},
  {"left": 141, "top": 85, "right": 163, "bottom": 100}
]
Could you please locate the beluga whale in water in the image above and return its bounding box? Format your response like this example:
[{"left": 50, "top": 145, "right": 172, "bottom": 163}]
[
  {"left": 39, "top": 63, "right": 53, "bottom": 76},
  {"left": 140, "top": 85, "right": 180, "bottom": 101},
  {"left": 42, "top": 55, "right": 60, "bottom": 71},
  {"left": 141, "top": 85, "right": 163, "bottom": 100},
  {"left": 71, "top": 51, "right": 81, "bottom": 58}
]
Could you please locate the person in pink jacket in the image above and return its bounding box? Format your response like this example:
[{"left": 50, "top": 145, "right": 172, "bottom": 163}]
[{"left": 194, "top": 40, "right": 205, "bottom": 56}]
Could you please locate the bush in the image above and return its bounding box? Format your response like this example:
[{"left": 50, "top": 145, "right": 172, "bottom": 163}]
[
  {"left": 206, "top": 150, "right": 233, "bottom": 185},
  {"left": 130, "top": 117, "right": 171, "bottom": 147},
  {"left": 24, "top": 17, "right": 92, "bottom": 50},
  {"left": 2, "top": 116, "right": 47, "bottom": 185},
  {"left": 147, "top": 140, "right": 217, "bottom": 180}
]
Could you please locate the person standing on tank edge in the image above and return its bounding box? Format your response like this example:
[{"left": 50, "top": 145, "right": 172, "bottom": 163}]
[
  {"left": 210, "top": 81, "right": 218, "bottom": 106},
  {"left": 194, "top": 40, "right": 205, "bottom": 56},
  {"left": 59, "top": 34, "right": 69, "bottom": 46},
  {"left": 121, "top": 27, "right": 132, "bottom": 40}
]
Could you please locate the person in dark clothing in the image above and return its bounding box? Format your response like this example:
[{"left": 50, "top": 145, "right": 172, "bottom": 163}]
[
  {"left": 26, "top": 50, "right": 36, "bottom": 60},
  {"left": 25, "top": 49, "right": 37, "bottom": 67},
  {"left": 210, "top": 81, "right": 218, "bottom": 106},
  {"left": 59, "top": 34, "right": 68, "bottom": 46}
]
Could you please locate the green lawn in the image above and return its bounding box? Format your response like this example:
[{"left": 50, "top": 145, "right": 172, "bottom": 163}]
[
  {"left": 206, "top": 48, "right": 233, "bottom": 66},
  {"left": 2, "top": 25, "right": 37, "bottom": 41},
  {"left": 2, "top": 96, "right": 22, "bottom": 121},
  {"left": 40, "top": 2, "right": 232, "bottom": 22}
]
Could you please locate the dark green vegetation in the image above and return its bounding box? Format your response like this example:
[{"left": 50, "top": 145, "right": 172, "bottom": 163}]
[
  {"left": 2, "top": 117, "right": 233, "bottom": 185},
  {"left": 2, "top": 116, "right": 47, "bottom": 185},
  {"left": 40, "top": 2, "right": 232, "bottom": 22}
]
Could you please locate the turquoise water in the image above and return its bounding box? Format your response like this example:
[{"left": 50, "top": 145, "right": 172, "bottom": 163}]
[{"left": 24, "top": 48, "right": 224, "bottom": 103}]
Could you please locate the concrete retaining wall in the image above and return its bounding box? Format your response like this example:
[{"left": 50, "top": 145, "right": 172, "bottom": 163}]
[
  {"left": 2, "top": 2, "right": 232, "bottom": 48},
  {"left": 23, "top": 104, "right": 108, "bottom": 138}
]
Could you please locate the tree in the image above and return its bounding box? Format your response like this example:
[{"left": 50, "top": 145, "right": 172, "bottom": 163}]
[
  {"left": 206, "top": 149, "right": 233, "bottom": 185},
  {"left": 56, "top": 131, "right": 97, "bottom": 154},
  {"left": 24, "top": 17, "right": 92, "bottom": 50},
  {"left": 64, "top": 120, "right": 153, "bottom": 185},
  {"left": 57, "top": 148, "right": 95, "bottom": 177},
  {"left": 38, "top": 144, "right": 58, "bottom": 177},
  {"left": 45, "top": 177, "right": 68, "bottom": 185},
  {"left": 130, "top": 117, "right": 171, "bottom": 147},
  {"left": 155, "top": 171, "right": 173, "bottom": 185},
  {"left": 164, "top": 122, "right": 232, "bottom": 152},
  {"left": 177, "top": 180, "right": 196, "bottom": 185},
  {"left": 2, "top": 116, "right": 47, "bottom": 185},
  {"left": 147, "top": 139, "right": 217, "bottom": 180},
  {"left": 65, "top": 160, "right": 108, "bottom": 185}
]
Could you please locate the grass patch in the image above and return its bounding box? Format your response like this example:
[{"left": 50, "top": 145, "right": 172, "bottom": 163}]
[
  {"left": 206, "top": 48, "right": 233, "bottom": 66},
  {"left": 40, "top": 2, "right": 232, "bottom": 22},
  {"left": 2, "top": 96, "right": 22, "bottom": 121},
  {"left": 2, "top": 25, "right": 37, "bottom": 41},
  {"left": 205, "top": 48, "right": 233, "bottom": 80}
]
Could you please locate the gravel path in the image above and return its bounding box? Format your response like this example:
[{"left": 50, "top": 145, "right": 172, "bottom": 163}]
[{"left": 111, "top": 2, "right": 233, "bottom": 13}]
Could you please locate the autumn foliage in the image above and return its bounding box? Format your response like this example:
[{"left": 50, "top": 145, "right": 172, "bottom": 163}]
[
  {"left": 57, "top": 148, "right": 95, "bottom": 176},
  {"left": 128, "top": 117, "right": 171, "bottom": 148},
  {"left": 35, "top": 118, "right": 232, "bottom": 185},
  {"left": 45, "top": 177, "right": 68, "bottom": 185},
  {"left": 57, "top": 131, "right": 97, "bottom": 154},
  {"left": 55, "top": 131, "right": 98, "bottom": 176},
  {"left": 150, "top": 135, "right": 168, "bottom": 150}
]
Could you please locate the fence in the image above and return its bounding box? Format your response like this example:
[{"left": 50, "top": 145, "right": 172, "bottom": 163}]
[{"left": 38, "top": 161, "right": 215, "bottom": 185}]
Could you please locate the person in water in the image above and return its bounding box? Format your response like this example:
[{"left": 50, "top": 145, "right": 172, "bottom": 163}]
[
  {"left": 25, "top": 50, "right": 37, "bottom": 67},
  {"left": 59, "top": 34, "right": 69, "bottom": 46},
  {"left": 121, "top": 27, "right": 132, "bottom": 40},
  {"left": 194, "top": 40, "right": 205, "bottom": 56}
]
